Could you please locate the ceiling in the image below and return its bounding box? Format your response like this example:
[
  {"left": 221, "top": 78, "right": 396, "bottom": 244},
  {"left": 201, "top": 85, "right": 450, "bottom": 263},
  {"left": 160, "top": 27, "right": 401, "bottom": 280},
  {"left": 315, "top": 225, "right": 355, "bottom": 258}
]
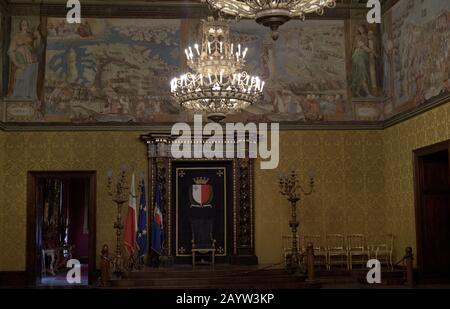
[
  {"left": 3, "top": 0, "right": 392, "bottom": 6},
  {"left": 2, "top": 0, "right": 396, "bottom": 18}
]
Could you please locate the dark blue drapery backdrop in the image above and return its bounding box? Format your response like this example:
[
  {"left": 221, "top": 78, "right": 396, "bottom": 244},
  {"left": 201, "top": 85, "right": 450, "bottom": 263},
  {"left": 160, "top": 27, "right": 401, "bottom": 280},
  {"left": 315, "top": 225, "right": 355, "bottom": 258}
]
[{"left": 171, "top": 161, "right": 233, "bottom": 263}]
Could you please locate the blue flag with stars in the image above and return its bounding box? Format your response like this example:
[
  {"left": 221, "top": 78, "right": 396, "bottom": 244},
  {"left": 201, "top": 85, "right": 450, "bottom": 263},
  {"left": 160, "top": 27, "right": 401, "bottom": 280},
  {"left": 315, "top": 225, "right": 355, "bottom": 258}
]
[{"left": 136, "top": 178, "right": 148, "bottom": 258}]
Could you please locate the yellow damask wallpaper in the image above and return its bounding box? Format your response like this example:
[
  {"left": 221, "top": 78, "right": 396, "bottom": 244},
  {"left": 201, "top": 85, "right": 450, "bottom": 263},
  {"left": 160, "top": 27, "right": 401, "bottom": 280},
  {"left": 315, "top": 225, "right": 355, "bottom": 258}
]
[
  {"left": 0, "top": 129, "right": 387, "bottom": 270},
  {"left": 383, "top": 101, "right": 450, "bottom": 262},
  {"left": 0, "top": 131, "right": 148, "bottom": 271},
  {"left": 0, "top": 99, "right": 448, "bottom": 271},
  {"left": 255, "top": 130, "right": 386, "bottom": 264},
  {"left": 0, "top": 130, "right": 4, "bottom": 271}
]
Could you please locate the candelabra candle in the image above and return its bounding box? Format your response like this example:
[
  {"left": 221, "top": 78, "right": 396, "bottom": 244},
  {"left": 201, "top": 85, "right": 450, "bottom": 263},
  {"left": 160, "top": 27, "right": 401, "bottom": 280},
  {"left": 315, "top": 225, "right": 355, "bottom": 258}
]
[
  {"left": 107, "top": 166, "right": 129, "bottom": 278},
  {"left": 278, "top": 167, "right": 315, "bottom": 276}
]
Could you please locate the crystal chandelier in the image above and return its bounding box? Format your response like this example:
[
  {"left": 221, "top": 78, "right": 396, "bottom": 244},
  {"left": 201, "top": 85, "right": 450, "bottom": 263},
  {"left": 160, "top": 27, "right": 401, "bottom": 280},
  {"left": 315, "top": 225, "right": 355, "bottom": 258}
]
[
  {"left": 170, "top": 17, "right": 264, "bottom": 121},
  {"left": 203, "top": 0, "right": 337, "bottom": 40}
]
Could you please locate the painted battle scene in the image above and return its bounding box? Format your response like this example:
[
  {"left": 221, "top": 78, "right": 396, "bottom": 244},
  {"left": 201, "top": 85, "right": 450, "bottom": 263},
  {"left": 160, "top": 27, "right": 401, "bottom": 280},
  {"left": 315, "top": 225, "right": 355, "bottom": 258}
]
[
  {"left": 1, "top": 0, "right": 449, "bottom": 123},
  {"left": 43, "top": 18, "right": 352, "bottom": 123},
  {"left": 383, "top": 0, "right": 450, "bottom": 115},
  {"left": 3, "top": 17, "right": 354, "bottom": 123},
  {"left": 44, "top": 18, "right": 183, "bottom": 123}
]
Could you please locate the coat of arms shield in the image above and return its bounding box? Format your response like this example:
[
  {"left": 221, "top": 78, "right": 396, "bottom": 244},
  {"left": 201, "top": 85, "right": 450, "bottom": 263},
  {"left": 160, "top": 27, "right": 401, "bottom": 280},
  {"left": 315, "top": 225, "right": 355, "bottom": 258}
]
[{"left": 190, "top": 177, "right": 213, "bottom": 208}]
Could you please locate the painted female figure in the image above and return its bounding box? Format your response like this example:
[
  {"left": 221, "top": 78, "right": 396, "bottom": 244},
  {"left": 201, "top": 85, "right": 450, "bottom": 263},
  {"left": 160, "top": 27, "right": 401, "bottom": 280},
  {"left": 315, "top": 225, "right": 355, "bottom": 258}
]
[
  {"left": 7, "top": 19, "right": 41, "bottom": 99},
  {"left": 351, "top": 25, "right": 377, "bottom": 98}
]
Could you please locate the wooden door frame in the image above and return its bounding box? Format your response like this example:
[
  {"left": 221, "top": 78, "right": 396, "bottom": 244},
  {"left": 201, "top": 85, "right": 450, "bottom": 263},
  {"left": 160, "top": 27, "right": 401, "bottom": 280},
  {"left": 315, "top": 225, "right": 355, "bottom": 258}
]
[
  {"left": 413, "top": 140, "right": 450, "bottom": 280},
  {"left": 26, "top": 171, "right": 97, "bottom": 285}
]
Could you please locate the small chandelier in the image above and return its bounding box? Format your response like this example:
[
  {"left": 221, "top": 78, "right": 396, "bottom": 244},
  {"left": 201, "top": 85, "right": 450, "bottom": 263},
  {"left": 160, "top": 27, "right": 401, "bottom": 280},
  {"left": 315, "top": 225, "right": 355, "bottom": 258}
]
[
  {"left": 170, "top": 17, "right": 264, "bottom": 121},
  {"left": 203, "top": 0, "right": 337, "bottom": 40}
]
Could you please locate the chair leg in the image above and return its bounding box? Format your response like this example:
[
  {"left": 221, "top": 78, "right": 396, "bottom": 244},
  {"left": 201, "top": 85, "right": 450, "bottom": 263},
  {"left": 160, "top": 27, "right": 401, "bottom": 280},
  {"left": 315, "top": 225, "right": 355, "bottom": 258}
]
[{"left": 192, "top": 252, "right": 195, "bottom": 270}]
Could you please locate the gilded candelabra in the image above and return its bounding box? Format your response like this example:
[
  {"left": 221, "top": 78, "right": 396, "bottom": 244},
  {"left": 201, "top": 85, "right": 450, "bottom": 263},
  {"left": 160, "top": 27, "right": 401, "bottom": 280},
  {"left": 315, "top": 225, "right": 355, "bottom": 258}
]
[
  {"left": 107, "top": 165, "right": 129, "bottom": 278},
  {"left": 279, "top": 167, "right": 315, "bottom": 275}
]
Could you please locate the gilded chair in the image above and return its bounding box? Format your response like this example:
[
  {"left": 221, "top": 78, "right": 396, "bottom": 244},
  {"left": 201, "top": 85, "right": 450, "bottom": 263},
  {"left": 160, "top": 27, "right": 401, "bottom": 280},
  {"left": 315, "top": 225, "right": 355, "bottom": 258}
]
[
  {"left": 191, "top": 219, "right": 216, "bottom": 270},
  {"left": 326, "top": 234, "right": 347, "bottom": 270},
  {"left": 375, "top": 234, "right": 395, "bottom": 271},
  {"left": 303, "top": 235, "right": 327, "bottom": 269},
  {"left": 347, "top": 234, "right": 370, "bottom": 270}
]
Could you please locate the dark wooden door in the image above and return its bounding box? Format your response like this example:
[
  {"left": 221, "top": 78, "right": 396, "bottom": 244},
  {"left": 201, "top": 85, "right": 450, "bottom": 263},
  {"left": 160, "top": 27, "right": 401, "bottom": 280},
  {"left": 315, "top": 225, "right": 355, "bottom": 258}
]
[{"left": 414, "top": 142, "right": 450, "bottom": 281}]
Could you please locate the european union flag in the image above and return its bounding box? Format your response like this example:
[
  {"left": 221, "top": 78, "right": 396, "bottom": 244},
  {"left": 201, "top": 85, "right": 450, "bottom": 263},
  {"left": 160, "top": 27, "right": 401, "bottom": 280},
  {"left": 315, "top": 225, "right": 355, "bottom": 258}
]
[
  {"left": 136, "top": 178, "right": 148, "bottom": 258},
  {"left": 151, "top": 179, "right": 164, "bottom": 255}
]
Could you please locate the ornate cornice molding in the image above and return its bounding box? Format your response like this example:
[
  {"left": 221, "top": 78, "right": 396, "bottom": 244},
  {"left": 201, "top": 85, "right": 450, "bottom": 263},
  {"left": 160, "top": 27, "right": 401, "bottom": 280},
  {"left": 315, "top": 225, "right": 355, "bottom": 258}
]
[
  {"left": 0, "top": 95, "right": 447, "bottom": 132},
  {"left": 382, "top": 94, "right": 450, "bottom": 129},
  {"left": 0, "top": 94, "right": 449, "bottom": 132}
]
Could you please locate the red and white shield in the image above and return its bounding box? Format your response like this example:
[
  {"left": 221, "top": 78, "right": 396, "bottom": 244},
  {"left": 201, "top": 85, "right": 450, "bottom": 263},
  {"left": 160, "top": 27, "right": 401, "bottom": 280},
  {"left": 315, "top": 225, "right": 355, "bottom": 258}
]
[{"left": 192, "top": 184, "right": 212, "bottom": 206}]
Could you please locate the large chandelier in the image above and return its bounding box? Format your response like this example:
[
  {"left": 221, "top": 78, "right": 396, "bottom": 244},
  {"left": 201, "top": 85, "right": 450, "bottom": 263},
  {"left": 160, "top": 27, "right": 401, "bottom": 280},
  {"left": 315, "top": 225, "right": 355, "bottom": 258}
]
[
  {"left": 203, "top": 0, "right": 337, "bottom": 40},
  {"left": 170, "top": 17, "right": 264, "bottom": 121}
]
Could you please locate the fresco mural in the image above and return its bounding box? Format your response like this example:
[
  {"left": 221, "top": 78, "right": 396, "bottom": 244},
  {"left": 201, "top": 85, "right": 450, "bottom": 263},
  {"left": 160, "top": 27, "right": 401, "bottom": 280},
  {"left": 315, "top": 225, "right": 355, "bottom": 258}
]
[
  {"left": 41, "top": 18, "right": 352, "bottom": 123},
  {"left": 381, "top": 11, "right": 395, "bottom": 116},
  {"left": 350, "top": 22, "right": 382, "bottom": 99},
  {"left": 44, "top": 18, "right": 183, "bottom": 122},
  {"left": 349, "top": 18, "right": 384, "bottom": 121},
  {"left": 386, "top": 0, "right": 450, "bottom": 112},
  {"left": 3, "top": 6, "right": 447, "bottom": 124},
  {"left": 0, "top": 3, "right": 448, "bottom": 124},
  {"left": 7, "top": 17, "right": 42, "bottom": 100},
  {"left": 229, "top": 20, "right": 349, "bottom": 122},
  {"left": 3, "top": 16, "right": 44, "bottom": 122}
]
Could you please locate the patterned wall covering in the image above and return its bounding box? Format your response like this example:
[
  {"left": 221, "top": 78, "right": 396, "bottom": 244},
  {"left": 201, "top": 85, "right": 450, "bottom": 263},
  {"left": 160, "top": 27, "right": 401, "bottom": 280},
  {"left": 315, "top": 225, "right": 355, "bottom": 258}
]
[
  {"left": 0, "top": 100, "right": 449, "bottom": 269},
  {"left": 383, "top": 100, "right": 450, "bottom": 261},
  {"left": 0, "top": 131, "right": 148, "bottom": 270},
  {"left": 254, "top": 130, "right": 386, "bottom": 264},
  {"left": 0, "top": 130, "right": 4, "bottom": 271},
  {"left": 0, "top": 128, "right": 388, "bottom": 270}
]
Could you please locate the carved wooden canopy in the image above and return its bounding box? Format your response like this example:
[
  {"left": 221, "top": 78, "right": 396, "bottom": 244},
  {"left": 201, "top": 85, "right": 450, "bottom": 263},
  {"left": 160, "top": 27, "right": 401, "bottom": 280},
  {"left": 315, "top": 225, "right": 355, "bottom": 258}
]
[{"left": 141, "top": 132, "right": 257, "bottom": 264}]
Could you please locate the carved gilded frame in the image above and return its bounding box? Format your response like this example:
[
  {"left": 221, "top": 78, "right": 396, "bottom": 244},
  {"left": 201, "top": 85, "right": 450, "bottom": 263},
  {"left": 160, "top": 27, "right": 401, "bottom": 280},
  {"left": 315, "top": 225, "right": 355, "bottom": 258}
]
[{"left": 141, "top": 133, "right": 257, "bottom": 264}]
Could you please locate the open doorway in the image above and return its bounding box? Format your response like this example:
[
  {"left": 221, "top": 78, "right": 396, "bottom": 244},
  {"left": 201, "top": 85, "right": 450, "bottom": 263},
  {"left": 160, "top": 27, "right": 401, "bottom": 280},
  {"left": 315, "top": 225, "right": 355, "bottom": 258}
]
[
  {"left": 27, "top": 172, "right": 96, "bottom": 286},
  {"left": 414, "top": 141, "right": 450, "bottom": 282}
]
